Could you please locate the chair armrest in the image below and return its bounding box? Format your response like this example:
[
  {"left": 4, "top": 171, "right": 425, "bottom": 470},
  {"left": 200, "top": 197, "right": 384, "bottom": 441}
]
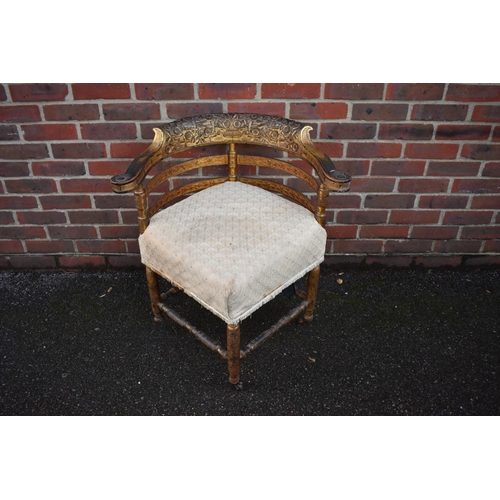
[
  {"left": 299, "top": 127, "right": 351, "bottom": 192},
  {"left": 110, "top": 129, "right": 165, "bottom": 193}
]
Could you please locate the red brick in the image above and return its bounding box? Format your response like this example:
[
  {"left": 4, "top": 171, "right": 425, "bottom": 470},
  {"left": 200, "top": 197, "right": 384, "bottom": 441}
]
[
  {"left": 120, "top": 210, "right": 139, "bottom": 224},
  {"left": 336, "top": 210, "right": 387, "bottom": 224},
  {"left": 325, "top": 225, "right": 358, "bottom": 239},
  {"left": 168, "top": 102, "right": 224, "bottom": 118},
  {"left": 68, "top": 210, "right": 119, "bottom": 224},
  {"left": 76, "top": 240, "right": 126, "bottom": 253},
  {"left": 443, "top": 210, "right": 493, "bottom": 225},
  {"left": 2, "top": 226, "right": 46, "bottom": 239},
  {"left": 436, "top": 124, "right": 491, "bottom": 141},
  {"left": 0, "top": 195, "right": 38, "bottom": 210},
  {"left": 0, "top": 85, "right": 6, "bottom": 101},
  {"left": 335, "top": 240, "right": 383, "bottom": 253},
  {"left": 411, "top": 226, "right": 459, "bottom": 239},
  {"left": 426, "top": 161, "right": 480, "bottom": 177},
  {"left": 313, "top": 141, "right": 343, "bottom": 158},
  {"left": 0, "top": 144, "right": 49, "bottom": 159},
  {"left": 22, "top": 123, "right": 78, "bottom": 141},
  {"left": 103, "top": 103, "right": 160, "bottom": 121},
  {"left": 371, "top": 160, "right": 426, "bottom": 176},
  {"left": 88, "top": 160, "right": 130, "bottom": 176},
  {"left": 39, "top": 195, "right": 92, "bottom": 209},
  {"left": 470, "top": 196, "right": 499, "bottom": 209},
  {"left": 108, "top": 256, "right": 142, "bottom": 268},
  {"left": 398, "top": 178, "right": 450, "bottom": 193},
  {"left": 411, "top": 104, "right": 468, "bottom": 121},
  {"left": 32, "top": 161, "right": 86, "bottom": 176},
  {"left": 59, "top": 178, "right": 110, "bottom": 193},
  {"left": 0, "top": 240, "right": 24, "bottom": 253},
  {"left": 419, "top": 195, "right": 468, "bottom": 209},
  {"left": 126, "top": 239, "right": 139, "bottom": 253},
  {"left": 379, "top": 123, "right": 433, "bottom": 141},
  {"left": 199, "top": 84, "right": 256, "bottom": 99},
  {"left": 0, "top": 162, "right": 30, "bottom": 177},
  {"left": 0, "top": 105, "right": 41, "bottom": 123},
  {"left": 330, "top": 160, "right": 369, "bottom": 176},
  {"left": 384, "top": 239, "right": 433, "bottom": 253},
  {"left": 135, "top": 83, "right": 194, "bottom": 100},
  {"left": 325, "top": 83, "right": 384, "bottom": 100},
  {"left": 446, "top": 84, "right": 500, "bottom": 102},
  {"left": 17, "top": 211, "right": 66, "bottom": 224},
  {"left": 471, "top": 105, "right": 500, "bottom": 122},
  {"left": 321, "top": 123, "right": 376, "bottom": 140},
  {"left": 461, "top": 226, "right": 500, "bottom": 239},
  {"left": 347, "top": 142, "right": 401, "bottom": 158},
  {"left": 25, "top": 240, "right": 75, "bottom": 253},
  {"left": 452, "top": 178, "right": 500, "bottom": 194},
  {"left": 326, "top": 194, "right": 362, "bottom": 209},
  {"left": 0, "top": 211, "right": 15, "bottom": 224},
  {"left": 351, "top": 177, "right": 395, "bottom": 192},
  {"left": 352, "top": 103, "right": 408, "bottom": 121},
  {"left": 94, "top": 195, "right": 136, "bottom": 209},
  {"left": 360, "top": 225, "right": 410, "bottom": 239},
  {"left": 493, "top": 127, "right": 500, "bottom": 142},
  {"left": 72, "top": 83, "right": 131, "bottom": 100},
  {"left": 59, "top": 255, "right": 106, "bottom": 268},
  {"left": 364, "top": 194, "right": 416, "bottom": 209},
  {"left": 52, "top": 142, "right": 105, "bottom": 159},
  {"left": 461, "top": 144, "right": 500, "bottom": 161},
  {"left": 5, "top": 178, "right": 55, "bottom": 194},
  {"left": 99, "top": 225, "right": 138, "bottom": 239},
  {"left": 415, "top": 256, "right": 462, "bottom": 268},
  {"left": 9, "top": 83, "right": 68, "bottom": 102},
  {"left": 289, "top": 102, "right": 347, "bottom": 120},
  {"left": 386, "top": 83, "right": 445, "bottom": 101},
  {"left": 110, "top": 142, "right": 150, "bottom": 158},
  {"left": 48, "top": 226, "right": 97, "bottom": 239},
  {"left": 484, "top": 240, "right": 500, "bottom": 252},
  {"left": 389, "top": 210, "right": 440, "bottom": 224},
  {"left": 80, "top": 122, "right": 136, "bottom": 140},
  {"left": 44, "top": 104, "right": 100, "bottom": 121},
  {"left": 0, "top": 125, "right": 19, "bottom": 141},
  {"left": 434, "top": 240, "right": 482, "bottom": 254},
  {"left": 260, "top": 83, "right": 319, "bottom": 99},
  {"left": 482, "top": 162, "right": 500, "bottom": 177},
  {"left": 405, "top": 143, "right": 458, "bottom": 159},
  {"left": 10, "top": 256, "right": 57, "bottom": 268}
]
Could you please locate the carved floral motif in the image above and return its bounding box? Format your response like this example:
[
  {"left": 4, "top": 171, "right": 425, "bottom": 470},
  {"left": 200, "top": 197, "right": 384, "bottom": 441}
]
[{"left": 159, "top": 113, "right": 304, "bottom": 154}]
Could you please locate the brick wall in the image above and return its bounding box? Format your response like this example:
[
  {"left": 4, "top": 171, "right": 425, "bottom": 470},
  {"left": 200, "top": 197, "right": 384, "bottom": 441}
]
[{"left": 1, "top": 83, "right": 499, "bottom": 270}]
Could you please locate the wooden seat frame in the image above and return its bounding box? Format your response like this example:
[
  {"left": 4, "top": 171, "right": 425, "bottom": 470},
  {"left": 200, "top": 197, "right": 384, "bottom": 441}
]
[{"left": 111, "top": 113, "right": 350, "bottom": 387}]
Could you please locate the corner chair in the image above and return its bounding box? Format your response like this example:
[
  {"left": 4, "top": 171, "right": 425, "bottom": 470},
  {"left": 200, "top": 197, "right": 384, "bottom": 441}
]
[{"left": 110, "top": 113, "right": 350, "bottom": 388}]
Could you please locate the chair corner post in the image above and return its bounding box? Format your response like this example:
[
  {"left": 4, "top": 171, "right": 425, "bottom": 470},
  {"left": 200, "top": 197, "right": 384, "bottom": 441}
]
[{"left": 227, "top": 323, "right": 241, "bottom": 385}]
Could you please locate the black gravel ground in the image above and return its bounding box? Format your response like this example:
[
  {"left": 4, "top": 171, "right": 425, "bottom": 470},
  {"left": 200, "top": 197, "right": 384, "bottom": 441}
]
[{"left": 1, "top": 267, "right": 499, "bottom": 415}]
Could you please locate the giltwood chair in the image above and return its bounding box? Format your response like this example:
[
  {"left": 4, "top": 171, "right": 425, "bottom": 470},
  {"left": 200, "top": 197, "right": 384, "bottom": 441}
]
[{"left": 111, "top": 113, "right": 350, "bottom": 388}]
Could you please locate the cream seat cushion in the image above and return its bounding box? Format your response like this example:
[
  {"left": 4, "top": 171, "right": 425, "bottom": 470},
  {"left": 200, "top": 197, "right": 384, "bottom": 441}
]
[{"left": 139, "top": 181, "right": 326, "bottom": 324}]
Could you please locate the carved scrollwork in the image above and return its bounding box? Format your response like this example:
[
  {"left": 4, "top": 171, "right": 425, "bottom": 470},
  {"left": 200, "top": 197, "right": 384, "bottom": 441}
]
[{"left": 159, "top": 113, "right": 304, "bottom": 154}]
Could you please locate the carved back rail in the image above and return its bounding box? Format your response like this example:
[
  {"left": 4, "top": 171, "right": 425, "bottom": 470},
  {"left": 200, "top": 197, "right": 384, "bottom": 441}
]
[{"left": 110, "top": 113, "right": 351, "bottom": 231}]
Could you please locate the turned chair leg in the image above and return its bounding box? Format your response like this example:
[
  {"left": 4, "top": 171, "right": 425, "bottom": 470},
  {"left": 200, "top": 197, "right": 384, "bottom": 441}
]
[
  {"left": 227, "top": 324, "right": 241, "bottom": 386},
  {"left": 145, "top": 267, "right": 162, "bottom": 322},
  {"left": 303, "top": 265, "right": 320, "bottom": 322}
]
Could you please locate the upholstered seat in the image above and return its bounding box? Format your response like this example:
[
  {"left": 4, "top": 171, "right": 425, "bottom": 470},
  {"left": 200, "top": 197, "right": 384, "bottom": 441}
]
[{"left": 139, "top": 181, "right": 326, "bottom": 324}]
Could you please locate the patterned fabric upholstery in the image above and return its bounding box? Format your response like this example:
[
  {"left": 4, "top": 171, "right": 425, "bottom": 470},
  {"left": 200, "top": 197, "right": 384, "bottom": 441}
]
[{"left": 139, "top": 181, "right": 326, "bottom": 324}]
